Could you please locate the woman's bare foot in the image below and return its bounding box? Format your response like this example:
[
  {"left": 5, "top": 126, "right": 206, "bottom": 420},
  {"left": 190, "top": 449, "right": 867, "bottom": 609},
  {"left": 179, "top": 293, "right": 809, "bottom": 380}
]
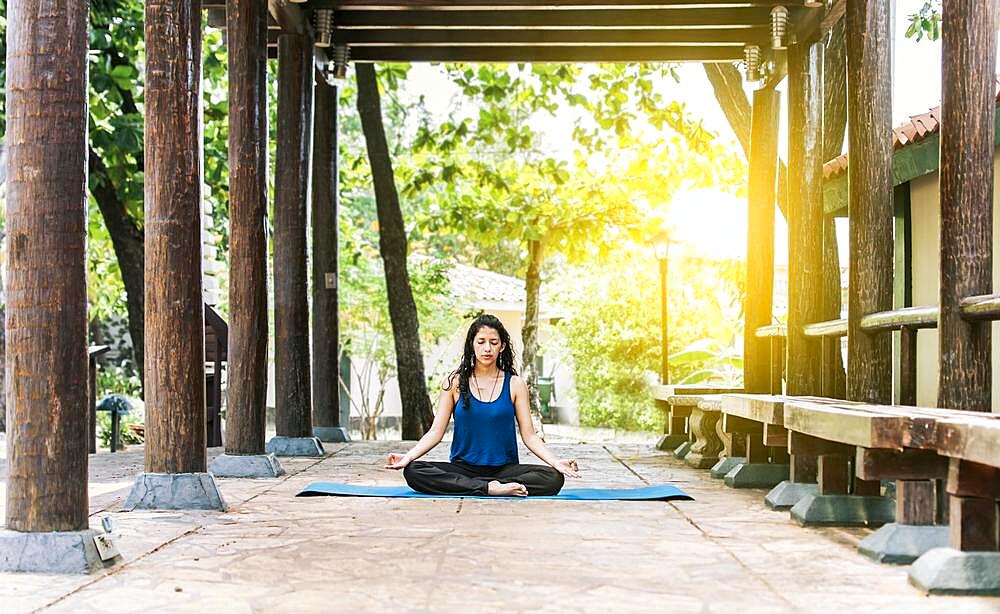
[{"left": 488, "top": 480, "right": 528, "bottom": 497}]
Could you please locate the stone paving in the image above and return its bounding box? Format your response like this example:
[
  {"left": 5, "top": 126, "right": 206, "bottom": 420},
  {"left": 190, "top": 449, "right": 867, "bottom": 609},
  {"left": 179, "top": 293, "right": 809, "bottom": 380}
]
[{"left": 2, "top": 440, "right": 999, "bottom": 613}]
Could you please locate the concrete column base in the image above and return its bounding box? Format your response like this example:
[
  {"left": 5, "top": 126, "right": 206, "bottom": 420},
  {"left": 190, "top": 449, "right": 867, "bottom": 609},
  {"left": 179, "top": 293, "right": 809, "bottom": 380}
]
[
  {"left": 656, "top": 433, "right": 688, "bottom": 452},
  {"left": 789, "top": 494, "right": 894, "bottom": 527},
  {"left": 710, "top": 456, "right": 745, "bottom": 479},
  {"left": 266, "top": 436, "right": 325, "bottom": 457},
  {"left": 909, "top": 548, "right": 1000, "bottom": 595},
  {"left": 723, "top": 463, "right": 789, "bottom": 489},
  {"left": 673, "top": 441, "right": 692, "bottom": 459},
  {"left": 124, "top": 472, "right": 227, "bottom": 511},
  {"left": 858, "top": 523, "right": 948, "bottom": 564},
  {"left": 314, "top": 426, "right": 351, "bottom": 443},
  {"left": 765, "top": 481, "right": 818, "bottom": 510},
  {"left": 209, "top": 453, "right": 286, "bottom": 478},
  {"left": 0, "top": 529, "right": 120, "bottom": 574}
]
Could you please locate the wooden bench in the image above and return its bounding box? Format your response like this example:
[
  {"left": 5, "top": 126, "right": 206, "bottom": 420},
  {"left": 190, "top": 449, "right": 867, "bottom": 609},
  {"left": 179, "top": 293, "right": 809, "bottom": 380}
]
[{"left": 205, "top": 305, "right": 228, "bottom": 448}]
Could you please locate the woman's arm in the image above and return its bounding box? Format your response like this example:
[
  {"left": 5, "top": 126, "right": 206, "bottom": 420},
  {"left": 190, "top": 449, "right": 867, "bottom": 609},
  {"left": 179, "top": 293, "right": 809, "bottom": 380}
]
[
  {"left": 385, "top": 382, "right": 457, "bottom": 469},
  {"left": 511, "top": 375, "right": 580, "bottom": 478}
]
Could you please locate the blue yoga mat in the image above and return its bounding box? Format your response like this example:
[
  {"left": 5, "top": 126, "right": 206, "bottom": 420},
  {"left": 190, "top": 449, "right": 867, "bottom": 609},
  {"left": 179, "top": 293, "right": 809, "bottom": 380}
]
[{"left": 296, "top": 482, "right": 692, "bottom": 501}]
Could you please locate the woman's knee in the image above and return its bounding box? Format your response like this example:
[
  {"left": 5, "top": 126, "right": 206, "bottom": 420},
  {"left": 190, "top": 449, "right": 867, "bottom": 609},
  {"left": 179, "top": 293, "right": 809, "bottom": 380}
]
[{"left": 535, "top": 467, "right": 564, "bottom": 495}]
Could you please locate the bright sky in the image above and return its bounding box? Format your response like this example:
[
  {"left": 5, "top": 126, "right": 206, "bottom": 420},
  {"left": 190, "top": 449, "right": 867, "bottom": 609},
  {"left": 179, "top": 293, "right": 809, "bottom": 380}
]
[{"left": 401, "top": 1, "right": 954, "bottom": 265}]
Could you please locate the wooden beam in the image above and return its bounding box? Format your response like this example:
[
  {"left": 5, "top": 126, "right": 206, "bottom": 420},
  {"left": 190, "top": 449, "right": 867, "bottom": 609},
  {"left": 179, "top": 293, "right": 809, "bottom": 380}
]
[
  {"left": 4, "top": 0, "right": 90, "bottom": 532},
  {"left": 334, "top": 27, "right": 769, "bottom": 45},
  {"left": 785, "top": 41, "right": 825, "bottom": 396},
  {"left": 788, "top": 430, "right": 853, "bottom": 457},
  {"left": 226, "top": 0, "right": 270, "bottom": 456},
  {"left": 332, "top": 7, "right": 783, "bottom": 28},
  {"left": 896, "top": 480, "right": 937, "bottom": 525},
  {"left": 855, "top": 448, "right": 947, "bottom": 481},
  {"left": 311, "top": 72, "right": 342, "bottom": 433},
  {"left": 144, "top": 0, "right": 207, "bottom": 474},
  {"left": 845, "top": 0, "right": 893, "bottom": 406},
  {"left": 937, "top": 0, "right": 998, "bottom": 411},
  {"left": 744, "top": 89, "right": 780, "bottom": 394},
  {"left": 347, "top": 45, "right": 745, "bottom": 62},
  {"left": 274, "top": 33, "right": 315, "bottom": 438}
]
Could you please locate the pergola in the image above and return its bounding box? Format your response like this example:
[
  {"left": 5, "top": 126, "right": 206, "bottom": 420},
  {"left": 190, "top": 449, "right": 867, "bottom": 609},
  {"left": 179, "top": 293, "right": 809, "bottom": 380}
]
[{"left": 3, "top": 0, "right": 999, "bottom": 590}]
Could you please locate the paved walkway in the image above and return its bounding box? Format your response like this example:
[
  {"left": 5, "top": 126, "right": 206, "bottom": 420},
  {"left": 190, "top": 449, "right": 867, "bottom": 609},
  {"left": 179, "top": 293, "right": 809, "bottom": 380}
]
[{"left": 2, "top": 440, "right": 998, "bottom": 613}]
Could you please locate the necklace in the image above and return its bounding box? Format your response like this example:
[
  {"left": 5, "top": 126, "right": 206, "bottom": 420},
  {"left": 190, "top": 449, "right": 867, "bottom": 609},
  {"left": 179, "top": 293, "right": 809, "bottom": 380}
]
[{"left": 472, "top": 369, "right": 501, "bottom": 401}]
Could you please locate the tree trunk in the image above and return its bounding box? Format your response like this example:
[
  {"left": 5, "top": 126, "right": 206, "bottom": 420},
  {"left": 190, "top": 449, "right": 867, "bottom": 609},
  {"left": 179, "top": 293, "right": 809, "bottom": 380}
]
[
  {"left": 522, "top": 239, "right": 546, "bottom": 434},
  {"left": 5, "top": 0, "right": 90, "bottom": 531},
  {"left": 273, "top": 33, "right": 314, "bottom": 438},
  {"left": 143, "top": 0, "right": 207, "bottom": 474},
  {"left": 89, "top": 149, "right": 146, "bottom": 385},
  {"left": 355, "top": 63, "right": 434, "bottom": 440},
  {"left": 225, "top": 0, "right": 269, "bottom": 454},
  {"left": 311, "top": 73, "right": 342, "bottom": 431}
]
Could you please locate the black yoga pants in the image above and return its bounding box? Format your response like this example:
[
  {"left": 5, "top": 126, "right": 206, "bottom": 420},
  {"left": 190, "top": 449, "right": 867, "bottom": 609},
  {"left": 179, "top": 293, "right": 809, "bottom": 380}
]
[{"left": 403, "top": 459, "right": 565, "bottom": 496}]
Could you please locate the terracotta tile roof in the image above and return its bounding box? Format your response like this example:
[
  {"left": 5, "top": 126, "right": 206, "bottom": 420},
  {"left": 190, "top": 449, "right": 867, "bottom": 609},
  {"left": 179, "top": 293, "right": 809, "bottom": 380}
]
[{"left": 822, "top": 88, "right": 1000, "bottom": 180}]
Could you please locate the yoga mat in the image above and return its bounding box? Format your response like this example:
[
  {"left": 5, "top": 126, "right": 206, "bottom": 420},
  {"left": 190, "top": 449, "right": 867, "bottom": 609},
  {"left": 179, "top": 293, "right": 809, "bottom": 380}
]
[{"left": 296, "top": 482, "right": 692, "bottom": 501}]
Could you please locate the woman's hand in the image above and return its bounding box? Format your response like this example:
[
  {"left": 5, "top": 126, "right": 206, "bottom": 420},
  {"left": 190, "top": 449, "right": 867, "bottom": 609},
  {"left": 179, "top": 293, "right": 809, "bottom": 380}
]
[
  {"left": 553, "top": 459, "right": 580, "bottom": 478},
  {"left": 385, "top": 453, "right": 412, "bottom": 470}
]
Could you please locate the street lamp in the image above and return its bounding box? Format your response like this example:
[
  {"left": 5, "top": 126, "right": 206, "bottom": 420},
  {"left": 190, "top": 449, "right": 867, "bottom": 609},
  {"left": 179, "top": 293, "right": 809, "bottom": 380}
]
[{"left": 652, "top": 231, "right": 671, "bottom": 385}]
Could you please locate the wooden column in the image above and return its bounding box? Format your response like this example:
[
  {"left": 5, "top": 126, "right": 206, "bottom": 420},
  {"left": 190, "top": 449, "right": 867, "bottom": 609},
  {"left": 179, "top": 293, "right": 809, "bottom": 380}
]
[
  {"left": 4, "top": 0, "right": 89, "bottom": 532},
  {"left": 144, "top": 0, "right": 206, "bottom": 474},
  {"left": 938, "top": 0, "right": 998, "bottom": 411},
  {"left": 785, "top": 41, "right": 825, "bottom": 397},
  {"left": 225, "top": 0, "right": 269, "bottom": 455},
  {"left": 744, "top": 88, "right": 780, "bottom": 394},
  {"left": 845, "top": 0, "right": 893, "bottom": 405},
  {"left": 274, "top": 33, "right": 315, "bottom": 438},
  {"left": 311, "top": 72, "right": 342, "bottom": 431}
]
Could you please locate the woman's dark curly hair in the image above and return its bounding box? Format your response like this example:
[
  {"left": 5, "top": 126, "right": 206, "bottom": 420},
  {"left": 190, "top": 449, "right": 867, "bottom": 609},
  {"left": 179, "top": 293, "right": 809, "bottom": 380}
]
[{"left": 446, "top": 314, "right": 517, "bottom": 409}]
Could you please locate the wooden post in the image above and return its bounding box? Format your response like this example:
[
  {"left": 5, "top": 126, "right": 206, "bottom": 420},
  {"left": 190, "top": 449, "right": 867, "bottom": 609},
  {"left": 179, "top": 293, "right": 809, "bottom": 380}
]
[
  {"left": 225, "top": 0, "right": 270, "bottom": 455},
  {"left": 845, "top": 0, "right": 893, "bottom": 405},
  {"left": 143, "top": 0, "right": 207, "bottom": 474},
  {"left": 938, "top": 0, "right": 998, "bottom": 411},
  {"left": 312, "top": 72, "right": 342, "bottom": 432},
  {"left": 785, "top": 41, "right": 825, "bottom": 397},
  {"left": 274, "top": 33, "right": 315, "bottom": 438},
  {"left": 4, "top": 0, "right": 90, "bottom": 532},
  {"left": 744, "top": 88, "right": 780, "bottom": 394}
]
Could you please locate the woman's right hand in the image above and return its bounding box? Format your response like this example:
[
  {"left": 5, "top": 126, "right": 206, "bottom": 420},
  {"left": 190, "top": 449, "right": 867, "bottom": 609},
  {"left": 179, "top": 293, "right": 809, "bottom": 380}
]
[{"left": 384, "top": 453, "right": 412, "bottom": 470}]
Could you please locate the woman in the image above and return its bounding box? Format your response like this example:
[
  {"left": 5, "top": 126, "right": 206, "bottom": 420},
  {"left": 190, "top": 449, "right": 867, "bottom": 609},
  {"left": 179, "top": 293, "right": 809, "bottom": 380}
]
[{"left": 385, "top": 314, "right": 580, "bottom": 496}]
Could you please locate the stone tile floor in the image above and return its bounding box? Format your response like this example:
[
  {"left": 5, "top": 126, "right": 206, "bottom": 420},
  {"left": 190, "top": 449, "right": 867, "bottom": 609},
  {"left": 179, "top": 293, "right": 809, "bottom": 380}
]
[{"left": 1, "top": 439, "right": 998, "bottom": 613}]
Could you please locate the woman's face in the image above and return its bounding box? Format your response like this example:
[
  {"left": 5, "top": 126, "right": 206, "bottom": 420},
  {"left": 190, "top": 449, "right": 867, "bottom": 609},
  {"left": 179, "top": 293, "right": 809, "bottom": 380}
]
[{"left": 472, "top": 326, "right": 504, "bottom": 367}]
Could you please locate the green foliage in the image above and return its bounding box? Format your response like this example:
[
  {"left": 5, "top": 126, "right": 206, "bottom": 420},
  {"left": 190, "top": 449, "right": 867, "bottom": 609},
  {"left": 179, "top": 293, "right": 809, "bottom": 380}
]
[
  {"left": 96, "top": 362, "right": 143, "bottom": 398},
  {"left": 97, "top": 411, "right": 144, "bottom": 449},
  {"left": 905, "top": 1, "right": 941, "bottom": 41},
  {"left": 555, "top": 247, "right": 744, "bottom": 431}
]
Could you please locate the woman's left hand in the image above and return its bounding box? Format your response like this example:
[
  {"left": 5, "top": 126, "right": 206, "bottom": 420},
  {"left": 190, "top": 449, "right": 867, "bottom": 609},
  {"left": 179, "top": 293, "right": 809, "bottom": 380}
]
[{"left": 554, "top": 459, "right": 580, "bottom": 478}]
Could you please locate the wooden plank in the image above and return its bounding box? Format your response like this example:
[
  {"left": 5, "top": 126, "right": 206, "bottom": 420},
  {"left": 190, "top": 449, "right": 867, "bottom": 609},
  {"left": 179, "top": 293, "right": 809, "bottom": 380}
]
[
  {"left": 946, "top": 458, "right": 1000, "bottom": 498},
  {"left": 720, "top": 393, "right": 785, "bottom": 425},
  {"left": 899, "top": 326, "right": 917, "bottom": 406},
  {"left": 722, "top": 413, "right": 764, "bottom": 435},
  {"left": 744, "top": 88, "right": 781, "bottom": 394},
  {"left": 855, "top": 448, "right": 947, "bottom": 481},
  {"left": 763, "top": 423, "right": 788, "bottom": 447},
  {"left": 784, "top": 400, "right": 906, "bottom": 448},
  {"left": 845, "top": 0, "right": 893, "bottom": 406},
  {"left": 333, "top": 7, "right": 782, "bottom": 27},
  {"left": 802, "top": 318, "right": 848, "bottom": 338},
  {"left": 959, "top": 293, "right": 1000, "bottom": 322},
  {"left": 651, "top": 384, "right": 740, "bottom": 401},
  {"left": 348, "top": 46, "right": 745, "bottom": 63},
  {"left": 896, "top": 480, "right": 937, "bottom": 525},
  {"left": 936, "top": 419, "right": 1000, "bottom": 469},
  {"left": 859, "top": 305, "right": 939, "bottom": 332},
  {"left": 784, "top": 41, "right": 825, "bottom": 397},
  {"left": 949, "top": 495, "right": 999, "bottom": 551},
  {"left": 788, "top": 431, "right": 853, "bottom": 457},
  {"left": 937, "top": 0, "right": 997, "bottom": 411},
  {"left": 335, "top": 27, "right": 769, "bottom": 45}
]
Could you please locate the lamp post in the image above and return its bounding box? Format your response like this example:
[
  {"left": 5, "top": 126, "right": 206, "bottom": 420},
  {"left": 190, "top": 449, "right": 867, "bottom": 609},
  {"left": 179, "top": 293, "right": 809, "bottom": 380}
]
[{"left": 653, "top": 231, "right": 671, "bottom": 385}]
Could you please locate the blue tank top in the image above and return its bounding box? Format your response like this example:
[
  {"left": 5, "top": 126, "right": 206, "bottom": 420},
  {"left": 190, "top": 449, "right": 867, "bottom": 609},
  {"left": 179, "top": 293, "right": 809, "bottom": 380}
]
[{"left": 450, "top": 370, "right": 519, "bottom": 466}]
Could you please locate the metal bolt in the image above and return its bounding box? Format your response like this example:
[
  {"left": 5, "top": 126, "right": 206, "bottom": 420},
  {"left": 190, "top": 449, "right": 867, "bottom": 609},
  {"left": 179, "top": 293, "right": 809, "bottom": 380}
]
[
  {"left": 744, "top": 45, "right": 762, "bottom": 81},
  {"left": 771, "top": 5, "right": 789, "bottom": 50},
  {"left": 313, "top": 9, "right": 334, "bottom": 48},
  {"left": 332, "top": 45, "right": 350, "bottom": 81}
]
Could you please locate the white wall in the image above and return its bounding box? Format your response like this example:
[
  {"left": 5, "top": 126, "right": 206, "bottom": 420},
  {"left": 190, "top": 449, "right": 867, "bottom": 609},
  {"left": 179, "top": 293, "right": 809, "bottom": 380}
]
[{"left": 909, "top": 151, "right": 1000, "bottom": 412}]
